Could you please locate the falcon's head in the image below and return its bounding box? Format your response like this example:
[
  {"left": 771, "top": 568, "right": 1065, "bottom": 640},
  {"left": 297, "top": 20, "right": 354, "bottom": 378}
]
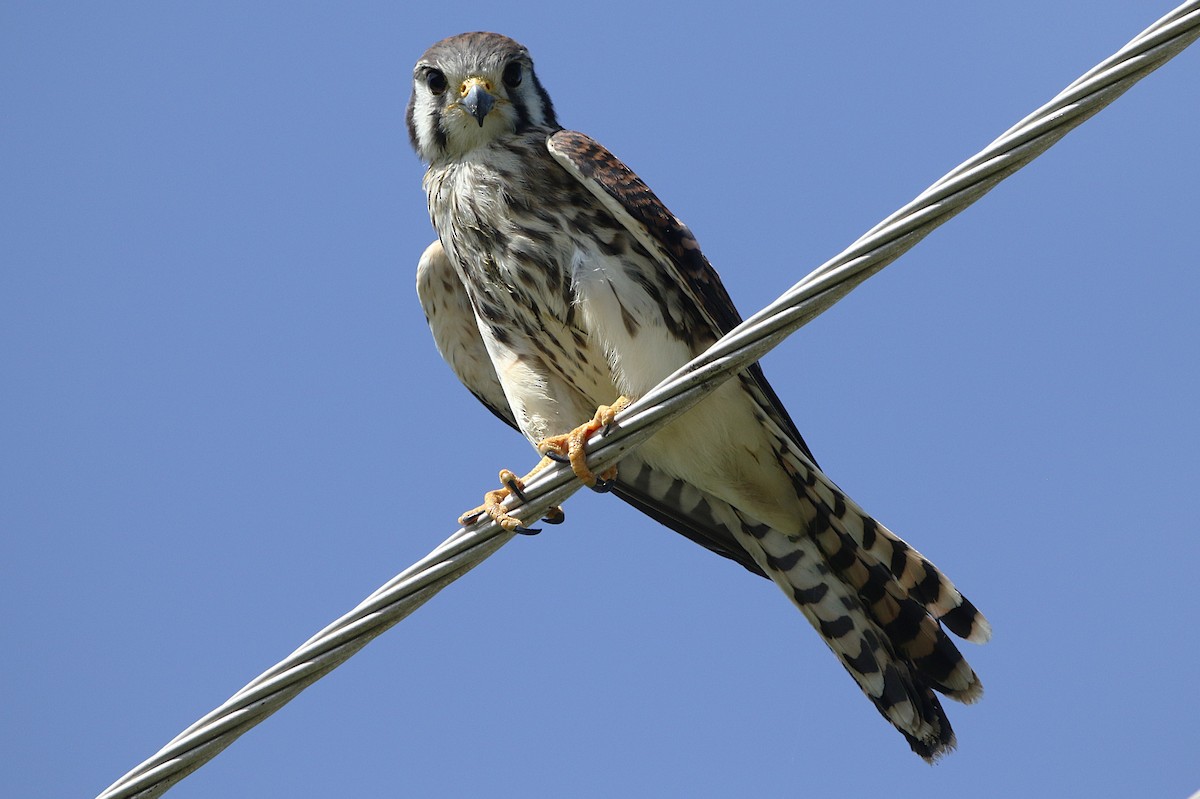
[{"left": 407, "top": 32, "right": 559, "bottom": 165}]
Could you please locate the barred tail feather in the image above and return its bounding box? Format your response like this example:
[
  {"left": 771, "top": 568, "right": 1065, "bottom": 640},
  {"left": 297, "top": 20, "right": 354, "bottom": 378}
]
[
  {"left": 613, "top": 449, "right": 988, "bottom": 759},
  {"left": 730, "top": 518, "right": 958, "bottom": 759},
  {"left": 724, "top": 454, "right": 988, "bottom": 760},
  {"left": 783, "top": 447, "right": 991, "bottom": 646}
]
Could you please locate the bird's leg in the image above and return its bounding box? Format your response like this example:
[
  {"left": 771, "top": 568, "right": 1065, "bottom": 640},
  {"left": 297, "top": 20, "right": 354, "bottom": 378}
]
[
  {"left": 458, "top": 461, "right": 565, "bottom": 534},
  {"left": 458, "top": 396, "right": 630, "bottom": 532},
  {"left": 536, "top": 396, "right": 631, "bottom": 492}
]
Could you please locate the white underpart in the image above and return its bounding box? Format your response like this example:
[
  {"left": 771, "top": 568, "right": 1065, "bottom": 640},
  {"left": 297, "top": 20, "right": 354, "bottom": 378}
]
[
  {"left": 481, "top": 323, "right": 586, "bottom": 444},
  {"left": 569, "top": 245, "right": 685, "bottom": 397},
  {"left": 570, "top": 244, "right": 802, "bottom": 533}
]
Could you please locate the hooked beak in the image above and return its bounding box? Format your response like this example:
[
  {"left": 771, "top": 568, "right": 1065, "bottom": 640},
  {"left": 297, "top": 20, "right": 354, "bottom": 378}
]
[{"left": 459, "top": 77, "right": 495, "bottom": 127}]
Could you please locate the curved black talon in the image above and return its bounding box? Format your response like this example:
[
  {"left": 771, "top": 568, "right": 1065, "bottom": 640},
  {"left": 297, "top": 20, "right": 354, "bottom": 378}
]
[
  {"left": 504, "top": 477, "right": 528, "bottom": 502},
  {"left": 590, "top": 476, "right": 615, "bottom": 494},
  {"left": 541, "top": 507, "right": 566, "bottom": 525},
  {"left": 544, "top": 450, "right": 570, "bottom": 464},
  {"left": 460, "top": 510, "right": 484, "bottom": 525},
  {"left": 515, "top": 526, "right": 542, "bottom": 536}
]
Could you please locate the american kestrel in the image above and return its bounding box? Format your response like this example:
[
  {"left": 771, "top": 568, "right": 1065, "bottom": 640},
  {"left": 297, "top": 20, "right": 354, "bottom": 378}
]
[{"left": 408, "top": 32, "right": 990, "bottom": 760}]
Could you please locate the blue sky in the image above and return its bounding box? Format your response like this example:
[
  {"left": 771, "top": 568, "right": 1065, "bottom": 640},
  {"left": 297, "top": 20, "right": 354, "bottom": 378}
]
[{"left": 3, "top": 2, "right": 1198, "bottom": 797}]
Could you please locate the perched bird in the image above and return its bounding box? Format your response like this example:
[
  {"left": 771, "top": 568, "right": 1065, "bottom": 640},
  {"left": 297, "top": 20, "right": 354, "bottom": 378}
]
[{"left": 408, "top": 31, "right": 990, "bottom": 760}]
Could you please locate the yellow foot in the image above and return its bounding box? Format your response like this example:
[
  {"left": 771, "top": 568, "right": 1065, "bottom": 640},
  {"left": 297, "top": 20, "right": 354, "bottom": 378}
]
[
  {"left": 536, "top": 396, "right": 632, "bottom": 489},
  {"left": 458, "top": 465, "right": 566, "bottom": 534}
]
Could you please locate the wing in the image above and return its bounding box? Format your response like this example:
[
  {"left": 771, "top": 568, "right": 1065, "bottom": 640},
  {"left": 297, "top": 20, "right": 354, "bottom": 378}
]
[
  {"left": 416, "top": 240, "right": 513, "bottom": 426},
  {"left": 416, "top": 237, "right": 767, "bottom": 575},
  {"left": 546, "top": 129, "right": 819, "bottom": 468}
]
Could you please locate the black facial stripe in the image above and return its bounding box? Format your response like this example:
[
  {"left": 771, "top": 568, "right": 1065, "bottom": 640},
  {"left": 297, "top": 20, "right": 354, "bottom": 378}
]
[
  {"left": 510, "top": 88, "right": 533, "bottom": 132},
  {"left": 405, "top": 93, "right": 419, "bottom": 152},
  {"left": 427, "top": 102, "right": 446, "bottom": 151},
  {"left": 531, "top": 73, "right": 558, "bottom": 128}
]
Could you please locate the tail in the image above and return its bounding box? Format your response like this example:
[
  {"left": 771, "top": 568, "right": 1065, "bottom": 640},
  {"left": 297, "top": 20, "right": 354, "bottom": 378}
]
[{"left": 732, "top": 455, "right": 990, "bottom": 761}]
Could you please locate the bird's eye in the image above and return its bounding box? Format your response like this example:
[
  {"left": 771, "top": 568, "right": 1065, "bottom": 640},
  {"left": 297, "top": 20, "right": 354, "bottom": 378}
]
[
  {"left": 425, "top": 69, "right": 448, "bottom": 95},
  {"left": 502, "top": 62, "right": 522, "bottom": 89}
]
